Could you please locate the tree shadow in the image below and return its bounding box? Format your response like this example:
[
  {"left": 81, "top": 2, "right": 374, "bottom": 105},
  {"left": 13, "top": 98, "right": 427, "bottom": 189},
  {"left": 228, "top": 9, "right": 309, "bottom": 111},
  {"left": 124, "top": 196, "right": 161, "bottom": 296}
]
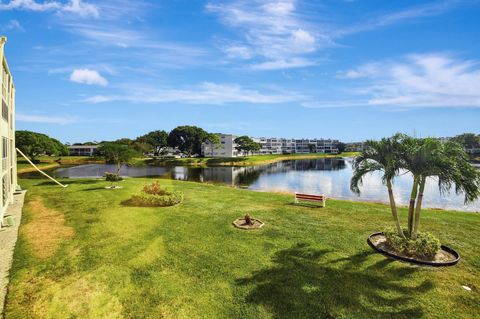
[{"left": 236, "top": 243, "right": 432, "bottom": 319}]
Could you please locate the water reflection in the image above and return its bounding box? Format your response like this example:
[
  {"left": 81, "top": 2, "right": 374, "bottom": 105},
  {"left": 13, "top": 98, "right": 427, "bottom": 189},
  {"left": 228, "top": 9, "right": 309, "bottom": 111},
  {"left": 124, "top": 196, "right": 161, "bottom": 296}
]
[{"left": 21, "top": 158, "right": 479, "bottom": 212}]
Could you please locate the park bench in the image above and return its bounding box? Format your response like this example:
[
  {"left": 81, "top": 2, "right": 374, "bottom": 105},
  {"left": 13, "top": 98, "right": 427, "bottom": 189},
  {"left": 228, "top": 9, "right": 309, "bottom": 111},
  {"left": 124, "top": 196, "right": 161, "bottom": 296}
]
[{"left": 294, "top": 193, "right": 326, "bottom": 207}]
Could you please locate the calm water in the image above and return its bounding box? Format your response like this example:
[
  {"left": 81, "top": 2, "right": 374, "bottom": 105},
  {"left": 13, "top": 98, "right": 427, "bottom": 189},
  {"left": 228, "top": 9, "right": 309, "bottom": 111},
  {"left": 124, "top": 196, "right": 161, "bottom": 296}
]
[{"left": 24, "top": 158, "right": 480, "bottom": 212}]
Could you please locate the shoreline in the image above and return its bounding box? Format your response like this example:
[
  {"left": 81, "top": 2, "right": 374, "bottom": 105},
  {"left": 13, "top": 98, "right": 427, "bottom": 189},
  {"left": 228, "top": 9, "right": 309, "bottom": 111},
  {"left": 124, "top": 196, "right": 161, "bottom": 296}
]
[{"left": 142, "top": 152, "right": 358, "bottom": 167}]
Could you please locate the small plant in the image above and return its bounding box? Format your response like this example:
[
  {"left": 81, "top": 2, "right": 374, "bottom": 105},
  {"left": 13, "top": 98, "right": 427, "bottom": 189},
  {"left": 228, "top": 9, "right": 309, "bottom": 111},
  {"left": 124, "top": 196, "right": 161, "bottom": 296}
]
[
  {"left": 384, "top": 227, "right": 441, "bottom": 259},
  {"left": 244, "top": 214, "right": 253, "bottom": 225},
  {"left": 125, "top": 180, "right": 183, "bottom": 207},
  {"left": 105, "top": 172, "right": 123, "bottom": 188},
  {"left": 142, "top": 181, "right": 165, "bottom": 195}
]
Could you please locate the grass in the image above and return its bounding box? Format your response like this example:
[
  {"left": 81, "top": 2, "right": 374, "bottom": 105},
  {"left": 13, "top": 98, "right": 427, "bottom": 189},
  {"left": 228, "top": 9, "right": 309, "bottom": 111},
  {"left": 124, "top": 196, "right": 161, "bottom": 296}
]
[
  {"left": 5, "top": 178, "right": 480, "bottom": 319},
  {"left": 145, "top": 152, "right": 359, "bottom": 167},
  {"left": 17, "top": 156, "right": 102, "bottom": 173}
]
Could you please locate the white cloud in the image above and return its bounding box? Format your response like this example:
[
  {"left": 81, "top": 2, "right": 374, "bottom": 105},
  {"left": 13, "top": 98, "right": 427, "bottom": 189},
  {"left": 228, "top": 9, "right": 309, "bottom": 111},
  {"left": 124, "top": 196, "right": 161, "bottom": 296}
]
[
  {"left": 2, "top": 19, "right": 24, "bottom": 31},
  {"left": 17, "top": 113, "right": 78, "bottom": 125},
  {"left": 0, "top": 0, "right": 99, "bottom": 17},
  {"left": 69, "top": 69, "right": 108, "bottom": 86},
  {"left": 84, "top": 82, "right": 305, "bottom": 105},
  {"left": 207, "top": 0, "right": 326, "bottom": 70},
  {"left": 251, "top": 58, "right": 316, "bottom": 71},
  {"left": 341, "top": 54, "right": 480, "bottom": 108},
  {"left": 223, "top": 45, "right": 252, "bottom": 60},
  {"left": 62, "top": 0, "right": 98, "bottom": 17}
]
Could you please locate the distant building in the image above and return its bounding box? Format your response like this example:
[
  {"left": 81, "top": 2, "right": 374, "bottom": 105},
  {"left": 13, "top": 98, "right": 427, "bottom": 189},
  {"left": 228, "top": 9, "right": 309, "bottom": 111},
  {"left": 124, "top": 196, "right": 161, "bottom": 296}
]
[
  {"left": 345, "top": 142, "right": 364, "bottom": 152},
  {"left": 202, "top": 134, "right": 340, "bottom": 158},
  {"left": 0, "top": 36, "right": 17, "bottom": 225},
  {"left": 68, "top": 145, "right": 99, "bottom": 156}
]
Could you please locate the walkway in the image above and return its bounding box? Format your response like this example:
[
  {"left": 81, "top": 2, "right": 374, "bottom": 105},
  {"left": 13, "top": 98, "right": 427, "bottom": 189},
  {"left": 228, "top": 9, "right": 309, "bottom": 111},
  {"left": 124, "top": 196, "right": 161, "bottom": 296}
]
[{"left": 0, "top": 191, "right": 26, "bottom": 316}]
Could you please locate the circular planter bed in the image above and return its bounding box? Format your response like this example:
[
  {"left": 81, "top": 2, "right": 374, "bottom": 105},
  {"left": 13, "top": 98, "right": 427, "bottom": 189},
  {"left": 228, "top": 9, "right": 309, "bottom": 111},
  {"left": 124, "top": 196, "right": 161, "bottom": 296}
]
[
  {"left": 233, "top": 218, "right": 264, "bottom": 230},
  {"left": 367, "top": 232, "right": 460, "bottom": 267}
]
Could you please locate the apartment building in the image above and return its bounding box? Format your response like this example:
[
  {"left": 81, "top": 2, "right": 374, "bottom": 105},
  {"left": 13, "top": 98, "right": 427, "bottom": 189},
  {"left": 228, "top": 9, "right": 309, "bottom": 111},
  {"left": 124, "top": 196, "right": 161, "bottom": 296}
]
[
  {"left": 201, "top": 134, "right": 244, "bottom": 157},
  {"left": 202, "top": 134, "right": 340, "bottom": 158},
  {"left": 67, "top": 144, "right": 99, "bottom": 156},
  {"left": 0, "top": 37, "right": 17, "bottom": 226}
]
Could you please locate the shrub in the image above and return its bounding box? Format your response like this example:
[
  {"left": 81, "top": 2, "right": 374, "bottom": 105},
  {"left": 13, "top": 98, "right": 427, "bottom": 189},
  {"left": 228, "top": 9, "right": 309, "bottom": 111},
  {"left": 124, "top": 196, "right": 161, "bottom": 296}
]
[
  {"left": 105, "top": 172, "right": 123, "bottom": 182},
  {"left": 384, "top": 227, "right": 441, "bottom": 259},
  {"left": 142, "top": 181, "right": 165, "bottom": 195},
  {"left": 128, "top": 191, "right": 183, "bottom": 207},
  {"left": 125, "top": 181, "right": 183, "bottom": 207}
]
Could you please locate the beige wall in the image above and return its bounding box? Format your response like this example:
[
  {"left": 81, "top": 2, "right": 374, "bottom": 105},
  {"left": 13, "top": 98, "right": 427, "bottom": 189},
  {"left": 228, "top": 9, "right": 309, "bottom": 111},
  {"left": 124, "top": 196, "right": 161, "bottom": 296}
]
[{"left": 0, "top": 36, "right": 17, "bottom": 225}]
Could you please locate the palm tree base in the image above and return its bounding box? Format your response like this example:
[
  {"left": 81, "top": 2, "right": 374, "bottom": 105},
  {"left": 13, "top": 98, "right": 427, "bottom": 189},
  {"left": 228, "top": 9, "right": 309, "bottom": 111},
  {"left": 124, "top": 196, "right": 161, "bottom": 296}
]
[{"left": 367, "top": 232, "right": 460, "bottom": 267}]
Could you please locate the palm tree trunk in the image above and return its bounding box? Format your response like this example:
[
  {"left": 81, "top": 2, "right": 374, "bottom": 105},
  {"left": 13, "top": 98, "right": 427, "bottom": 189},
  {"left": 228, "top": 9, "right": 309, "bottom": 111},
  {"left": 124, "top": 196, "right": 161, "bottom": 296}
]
[
  {"left": 412, "top": 176, "right": 426, "bottom": 239},
  {"left": 387, "top": 179, "right": 405, "bottom": 239},
  {"left": 407, "top": 175, "right": 419, "bottom": 238}
]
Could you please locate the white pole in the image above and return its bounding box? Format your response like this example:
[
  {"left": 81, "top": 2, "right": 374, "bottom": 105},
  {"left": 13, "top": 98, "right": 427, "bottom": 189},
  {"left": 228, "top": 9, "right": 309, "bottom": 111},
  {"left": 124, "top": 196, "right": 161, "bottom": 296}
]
[{"left": 16, "top": 148, "right": 68, "bottom": 188}]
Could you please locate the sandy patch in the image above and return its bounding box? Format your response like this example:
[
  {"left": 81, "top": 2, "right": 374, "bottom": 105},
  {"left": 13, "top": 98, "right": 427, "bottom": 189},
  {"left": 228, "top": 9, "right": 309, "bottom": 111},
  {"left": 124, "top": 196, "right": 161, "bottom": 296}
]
[{"left": 22, "top": 197, "right": 74, "bottom": 259}]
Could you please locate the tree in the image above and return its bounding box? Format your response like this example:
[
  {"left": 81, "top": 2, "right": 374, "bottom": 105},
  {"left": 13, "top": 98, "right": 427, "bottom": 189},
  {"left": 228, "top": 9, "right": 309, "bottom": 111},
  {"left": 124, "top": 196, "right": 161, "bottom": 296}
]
[
  {"left": 308, "top": 143, "right": 317, "bottom": 153},
  {"left": 16, "top": 130, "right": 63, "bottom": 162},
  {"left": 401, "top": 137, "right": 480, "bottom": 238},
  {"left": 337, "top": 142, "right": 346, "bottom": 154},
  {"left": 95, "top": 143, "right": 138, "bottom": 175},
  {"left": 136, "top": 130, "right": 169, "bottom": 156},
  {"left": 234, "top": 136, "right": 261, "bottom": 156},
  {"left": 350, "top": 134, "right": 405, "bottom": 238},
  {"left": 167, "top": 126, "right": 209, "bottom": 156},
  {"left": 451, "top": 133, "right": 480, "bottom": 151},
  {"left": 351, "top": 134, "right": 480, "bottom": 242}
]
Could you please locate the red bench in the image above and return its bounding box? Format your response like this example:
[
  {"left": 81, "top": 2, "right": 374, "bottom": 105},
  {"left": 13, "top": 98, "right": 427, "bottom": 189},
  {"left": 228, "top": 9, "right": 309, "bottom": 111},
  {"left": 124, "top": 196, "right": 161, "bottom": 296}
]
[{"left": 294, "top": 193, "right": 326, "bottom": 207}]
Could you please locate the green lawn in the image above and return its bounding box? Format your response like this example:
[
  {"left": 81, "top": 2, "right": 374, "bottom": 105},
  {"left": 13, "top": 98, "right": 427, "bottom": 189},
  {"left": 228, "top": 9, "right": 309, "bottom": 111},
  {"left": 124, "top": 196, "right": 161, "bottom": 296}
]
[
  {"left": 5, "top": 178, "right": 480, "bottom": 319},
  {"left": 146, "top": 152, "right": 359, "bottom": 167}
]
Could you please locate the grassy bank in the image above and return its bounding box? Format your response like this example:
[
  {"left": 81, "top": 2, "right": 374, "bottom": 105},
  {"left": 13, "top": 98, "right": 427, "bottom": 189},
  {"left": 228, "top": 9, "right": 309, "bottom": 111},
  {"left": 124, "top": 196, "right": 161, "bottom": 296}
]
[
  {"left": 145, "top": 152, "right": 358, "bottom": 167},
  {"left": 17, "top": 156, "right": 103, "bottom": 173},
  {"left": 5, "top": 178, "right": 479, "bottom": 318}
]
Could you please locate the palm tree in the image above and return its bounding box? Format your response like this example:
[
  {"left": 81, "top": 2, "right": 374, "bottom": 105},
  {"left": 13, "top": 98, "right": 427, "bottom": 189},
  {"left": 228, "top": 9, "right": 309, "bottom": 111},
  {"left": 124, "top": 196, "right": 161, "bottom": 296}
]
[
  {"left": 401, "top": 138, "right": 480, "bottom": 238},
  {"left": 350, "top": 135, "right": 405, "bottom": 238}
]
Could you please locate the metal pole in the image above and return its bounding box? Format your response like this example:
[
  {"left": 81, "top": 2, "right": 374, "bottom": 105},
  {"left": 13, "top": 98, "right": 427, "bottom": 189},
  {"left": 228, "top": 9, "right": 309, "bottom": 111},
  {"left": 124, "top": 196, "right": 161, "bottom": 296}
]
[{"left": 16, "top": 148, "right": 68, "bottom": 188}]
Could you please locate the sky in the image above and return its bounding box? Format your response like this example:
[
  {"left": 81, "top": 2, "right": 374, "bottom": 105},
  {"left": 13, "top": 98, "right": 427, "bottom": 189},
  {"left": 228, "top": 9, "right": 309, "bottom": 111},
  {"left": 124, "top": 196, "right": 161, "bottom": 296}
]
[{"left": 1, "top": 0, "right": 480, "bottom": 143}]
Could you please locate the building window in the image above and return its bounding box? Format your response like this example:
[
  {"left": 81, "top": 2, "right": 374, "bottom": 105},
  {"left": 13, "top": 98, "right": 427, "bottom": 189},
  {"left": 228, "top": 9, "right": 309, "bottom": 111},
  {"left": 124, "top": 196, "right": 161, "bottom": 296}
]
[
  {"left": 2, "top": 137, "right": 7, "bottom": 171},
  {"left": 1, "top": 99, "right": 8, "bottom": 122}
]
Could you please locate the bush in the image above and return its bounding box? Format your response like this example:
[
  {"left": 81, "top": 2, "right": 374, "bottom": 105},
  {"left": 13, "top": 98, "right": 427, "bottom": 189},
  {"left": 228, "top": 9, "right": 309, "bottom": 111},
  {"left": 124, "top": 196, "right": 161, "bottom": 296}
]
[
  {"left": 105, "top": 172, "right": 123, "bottom": 182},
  {"left": 129, "top": 191, "right": 183, "bottom": 207},
  {"left": 142, "top": 181, "right": 165, "bottom": 195},
  {"left": 125, "top": 181, "right": 183, "bottom": 207},
  {"left": 384, "top": 227, "right": 441, "bottom": 259}
]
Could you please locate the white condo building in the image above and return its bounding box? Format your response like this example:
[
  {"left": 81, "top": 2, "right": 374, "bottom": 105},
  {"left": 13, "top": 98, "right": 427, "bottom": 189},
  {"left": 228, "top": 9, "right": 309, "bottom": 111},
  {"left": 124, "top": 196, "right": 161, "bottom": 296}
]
[
  {"left": 0, "top": 36, "right": 17, "bottom": 225},
  {"left": 202, "top": 134, "right": 340, "bottom": 158}
]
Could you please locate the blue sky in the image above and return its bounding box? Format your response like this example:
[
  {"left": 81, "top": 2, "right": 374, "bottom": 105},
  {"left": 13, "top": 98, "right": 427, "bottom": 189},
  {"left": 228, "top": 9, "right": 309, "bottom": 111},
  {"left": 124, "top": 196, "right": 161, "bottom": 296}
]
[{"left": 1, "top": 0, "right": 480, "bottom": 143}]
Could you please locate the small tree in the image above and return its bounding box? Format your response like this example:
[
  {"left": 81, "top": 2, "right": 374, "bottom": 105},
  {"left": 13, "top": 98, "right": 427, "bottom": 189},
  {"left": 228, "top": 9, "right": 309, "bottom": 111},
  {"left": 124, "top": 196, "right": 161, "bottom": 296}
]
[
  {"left": 350, "top": 134, "right": 405, "bottom": 238},
  {"left": 401, "top": 137, "right": 480, "bottom": 238},
  {"left": 95, "top": 143, "right": 138, "bottom": 176}
]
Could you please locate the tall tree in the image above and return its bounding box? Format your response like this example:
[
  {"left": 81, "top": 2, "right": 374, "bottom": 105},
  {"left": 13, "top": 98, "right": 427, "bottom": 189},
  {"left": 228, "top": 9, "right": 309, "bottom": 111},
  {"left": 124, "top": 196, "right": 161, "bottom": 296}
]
[
  {"left": 234, "top": 136, "right": 261, "bottom": 156},
  {"left": 136, "top": 130, "right": 169, "bottom": 155},
  {"left": 167, "top": 126, "right": 209, "bottom": 156},
  {"left": 350, "top": 135, "right": 405, "bottom": 238},
  {"left": 16, "top": 130, "right": 63, "bottom": 161}
]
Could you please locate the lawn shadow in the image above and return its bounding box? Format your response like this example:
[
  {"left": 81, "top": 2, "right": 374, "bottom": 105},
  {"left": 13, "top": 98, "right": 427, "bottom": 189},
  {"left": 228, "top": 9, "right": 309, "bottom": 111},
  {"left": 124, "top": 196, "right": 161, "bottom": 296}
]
[
  {"left": 285, "top": 202, "right": 325, "bottom": 209},
  {"left": 236, "top": 243, "right": 432, "bottom": 319},
  {"left": 34, "top": 179, "right": 101, "bottom": 186}
]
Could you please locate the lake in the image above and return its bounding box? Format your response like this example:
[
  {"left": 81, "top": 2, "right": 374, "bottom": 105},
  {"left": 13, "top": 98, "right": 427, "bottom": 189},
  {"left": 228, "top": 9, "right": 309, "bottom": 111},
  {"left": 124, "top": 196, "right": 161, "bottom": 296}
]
[{"left": 23, "top": 158, "right": 480, "bottom": 212}]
